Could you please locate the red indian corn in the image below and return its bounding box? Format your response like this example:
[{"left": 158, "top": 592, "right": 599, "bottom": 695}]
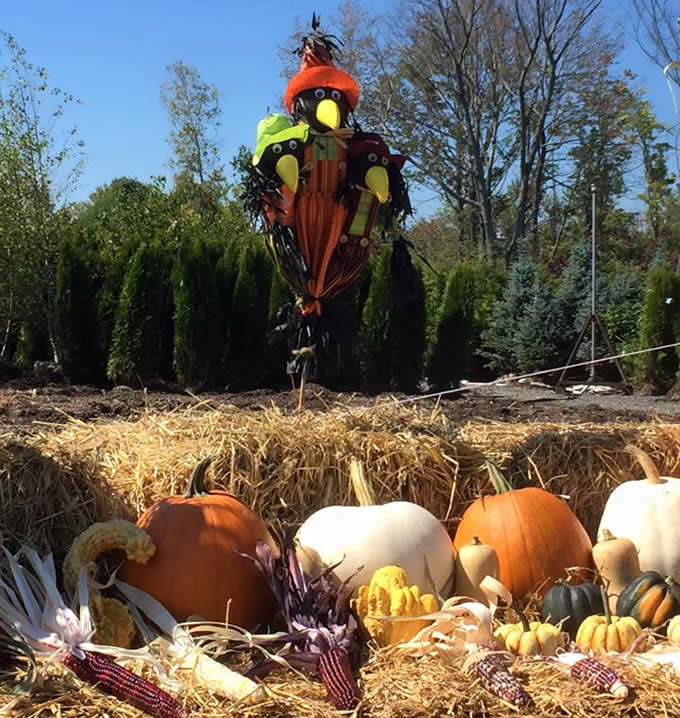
[
  {"left": 474, "top": 653, "right": 531, "bottom": 707},
  {"left": 317, "top": 647, "right": 360, "bottom": 710},
  {"left": 570, "top": 657, "right": 628, "bottom": 698},
  {"left": 61, "top": 649, "right": 188, "bottom": 718}
]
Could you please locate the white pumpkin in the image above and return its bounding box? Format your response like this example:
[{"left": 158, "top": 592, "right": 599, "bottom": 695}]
[
  {"left": 597, "top": 445, "right": 680, "bottom": 580},
  {"left": 295, "top": 501, "right": 455, "bottom": 596}
]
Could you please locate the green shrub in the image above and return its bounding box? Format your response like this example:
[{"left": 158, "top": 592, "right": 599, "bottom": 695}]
[
  {"left": 55, "top": 234, "right": 104, "bottom": 383},
  {"left": 172, "top": 232, "right": 223, "bottom": 388},
  {"left": 637, "top": 263, "right": 680, "bottom": 390},
  {"left": 359, "top": 246, "right": 392, "bottom": 390},
  {"left": 106, "top": 241, "right": 174, "bottom": 385},
  {"left": 226, "top": 241, "right": 272, "bottom": 389}
]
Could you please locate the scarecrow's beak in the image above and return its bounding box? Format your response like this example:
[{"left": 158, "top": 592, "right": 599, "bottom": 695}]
[
  {"left": 365, "top": 165, "right": 389, "bottom": 204},
  {"left": 316, "top": 99, "right": 341, "bottom": 131},
  {"left": 275, "top": 154, "right": 299, "bottom": 194}
]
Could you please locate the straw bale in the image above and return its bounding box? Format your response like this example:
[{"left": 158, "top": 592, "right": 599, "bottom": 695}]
[
  {"left": 1, "top": 403, "right": 680, "bottom": 560},
  {"left": 1, "top": 647, "right": 678, "bottom": 717}
]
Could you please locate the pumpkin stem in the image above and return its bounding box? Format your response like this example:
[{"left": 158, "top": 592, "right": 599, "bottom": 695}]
[
  {"left": 512, "top": 601, "right": 531, "bottom": 633},
  {"left": 625, "top": 445, "right": 663, "bottom": 485},
  {"left": 470, "top": 536, "right": 482, "bottom": 546},
  {"left": 600, "top": 528, "right": 616, "bottom": 542},
  {"left": 600, "top": 584, "right": 612, "bottom": 625},
  {"left": 486, "top": 459, "right": 512, "bottom": 494},
  {"left": 349, "top": 457, "right": 376, "bottom": 507},
  {"left": 184, "top": 456, "right": 215, "bottom": 498}
]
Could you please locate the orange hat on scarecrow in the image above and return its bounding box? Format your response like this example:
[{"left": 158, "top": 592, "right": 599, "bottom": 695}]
[{"left": 284, "top": 34, "right": 360, "bottom": 116}]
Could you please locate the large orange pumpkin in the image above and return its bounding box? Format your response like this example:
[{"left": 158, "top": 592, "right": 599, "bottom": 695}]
[
  {"left": 119, "top": 456, "right": 278, "bottom": 629},
  {"left": 453, "top": 462, "right": 593, "bottom": 598}
]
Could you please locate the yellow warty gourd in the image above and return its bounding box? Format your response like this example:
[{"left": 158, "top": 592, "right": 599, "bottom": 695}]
[
  {"left": 63, "top": 519, "right": 156, "bottom": 593},
  {"left": 63, "top": 520, "right": 156, "bottom": 648},
  {"left": 352, "top": 565, "right": 439, "bottom": 646}
]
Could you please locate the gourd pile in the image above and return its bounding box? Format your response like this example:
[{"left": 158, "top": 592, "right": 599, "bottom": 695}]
[{"left": 2, "top": 443, "right": 680, "bottom": 717}]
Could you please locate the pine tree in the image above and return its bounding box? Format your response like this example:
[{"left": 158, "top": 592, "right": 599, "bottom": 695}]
[
  {"left": 171, "top": 232, "right": 222, "bottom": 388},
  {"left": 107, "top": 241, "right": 173, "bottom": 385},
  {"left": 481, "top": 256, "right": 540, "bottom": 374},
  {"left": 514, "top": 279, "right": 563, "bottom": 373},
  {"left": 55, "top": 234, "right": 104, "bottom": 383}
]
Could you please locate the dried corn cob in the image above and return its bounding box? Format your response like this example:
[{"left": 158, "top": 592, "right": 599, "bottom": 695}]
[
  {"left": 61, "top": 649, "right": 187, "bottom": 718},
  {"left": 317, "top": 646, "right": 360, "bottom": 710},
  {"left": 569, "top": 656, "right": 628, "bottom": 698},
  {"left": 472, "top": 652, "right": 531, "bottom": 707},
  {"left": 63, "top": 520, "right": 156, "bottom": 593}
]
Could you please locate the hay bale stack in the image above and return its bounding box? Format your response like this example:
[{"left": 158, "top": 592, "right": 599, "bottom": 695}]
[{"left": 2, "top": 402, "right": 679, "bottom": 559}]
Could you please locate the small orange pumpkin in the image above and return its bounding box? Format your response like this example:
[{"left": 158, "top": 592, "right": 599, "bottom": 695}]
[
  {"left": 120, "top": 456, "right": 278, "bottom": 629},
  {"left": 453, "top": 461, "right": 592, "bottom": 598}
]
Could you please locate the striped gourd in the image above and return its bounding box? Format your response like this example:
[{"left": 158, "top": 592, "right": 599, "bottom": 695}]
[{"left": 62, "top": 650, "right": 187, "bottom": 718}]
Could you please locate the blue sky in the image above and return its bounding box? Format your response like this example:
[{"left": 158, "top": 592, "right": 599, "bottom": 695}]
[{"left": 2, "top": 0, "right": 677, "bottom": 215}]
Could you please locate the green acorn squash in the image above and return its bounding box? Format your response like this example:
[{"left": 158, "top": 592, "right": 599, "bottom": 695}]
[
  {"left": 616, "top": 570, "right": 680, "bottom": 629},
  {"left": 541, "top": 580, "right": 603, "bottom": 639}
]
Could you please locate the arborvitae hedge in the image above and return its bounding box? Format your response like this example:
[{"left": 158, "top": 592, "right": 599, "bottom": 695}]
[
  {"left": 107, "top": 241, "right": 173, "bottom": 386},
  {"left": 359, "top": 246, "right": 392, "bottom": 390},
  {"left": 427, "top": 263, "right": 481, "bottom": 389},
  {"left": 172, "top": 233, "right": 223, "bottom": 388},
  {"left": 389, "top": 261, "right": 426, "bottom": 393},
  {"left": 226, "top": 241, "right": 272, "bottom": 389},
  {"left": 55, "top": 234, "right": 104, "bottom": 383},
  {"left": 638, "top": 262, "right": 680, "bottom": 390}
]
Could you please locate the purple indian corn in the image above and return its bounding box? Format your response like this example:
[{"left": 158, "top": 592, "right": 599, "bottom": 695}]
[
  {"left": 317, "top": 646, "right": 360, "bottom": 710},
  {"left": 570, "top": 657, "right": 628, "bottom": 698},
  {"left": 475, "top": 653, "right": 531, "bottom": 708},
  {"left": 61, "top": 649, "right": 188, "bottom": 718}
]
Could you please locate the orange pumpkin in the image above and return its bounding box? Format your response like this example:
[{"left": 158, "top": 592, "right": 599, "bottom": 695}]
[
  {"left": 453, "top": 461, "right": 593, "bottom": 598},
  {"left": 119, "top": 457, "right": 278, "bottom": 629}
]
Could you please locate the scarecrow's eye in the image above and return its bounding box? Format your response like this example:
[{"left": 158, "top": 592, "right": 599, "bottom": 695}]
[
  {"left": 272, "top": 143, "right": 283, "bottom": 154},
  {"left": 368, "top": 152, "right": 378, "bottom": 163},
  {"left": 331, "top": 89, "right": 341, "bottom": 101},
  {"left": 288, "top": 140, "right": 298, "bottom": 150},
  {"left": 381, "top": 156, "right": 389, "bottom": 166},
  {"left": 314, "top": 88, "right": 326, "bottom": 99}
]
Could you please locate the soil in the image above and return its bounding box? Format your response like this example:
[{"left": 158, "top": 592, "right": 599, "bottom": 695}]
[{"left": 0, "top": 376, "right": 677, "bottom": 437}]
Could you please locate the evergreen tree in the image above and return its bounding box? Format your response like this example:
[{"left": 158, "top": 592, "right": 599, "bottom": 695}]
[
  {"left": 172, "top": 232, "right": 222, "bottom": 388},
  {"left": 638, "top": 263, "right": 680, "bottom": 390},
  {"left": 481, "top": 256, "right": 540, "bottom": 374},
  {"left": 264, "top": 268, "right": 293, "bottom": 386},
  {"left": 359, "top": 246, "right": 392, "bottom": 390},
  {"left": 215, "top": 239, "right": 242, "bottom": 383},
  {"left": 55, "top": 234, "right": 104, "bottom": 383},
  {"left": 513, "top": 279, "right": 563, "bottom": 373},
  {"left": 389, "top": 261, "right": 426, "bottom": 392},
  {"left": 426, "top": 263, "right": 481, "bottom": 389},
  {"left": 107, "top": 241, "right": 173, "bottom": 385},
  {"left": 226, "top": 241, "right": 272, "bottom": 388}
]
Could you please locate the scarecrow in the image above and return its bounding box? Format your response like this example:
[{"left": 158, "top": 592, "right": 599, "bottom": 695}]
[{"left": 243, "top": 14, "right": 413, "bottom": 404}]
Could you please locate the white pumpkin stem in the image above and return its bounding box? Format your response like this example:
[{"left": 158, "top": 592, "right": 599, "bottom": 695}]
[
  {"left": 349, "top": 457, "right": 376, "bottom": 507},
  {"left": 625, "top": 445, "right": 662, "bottom": 485},
  {"left": 599, "top": 528, "right": 616, "bottom": 542}
]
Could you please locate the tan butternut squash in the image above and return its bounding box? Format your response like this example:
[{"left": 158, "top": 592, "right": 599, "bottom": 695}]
[
  {"left": 453, "top": 536, "right": 499, "bottom": 604},
  {"left": 592, "top": 528, "right": 641, "bottom": 614}
]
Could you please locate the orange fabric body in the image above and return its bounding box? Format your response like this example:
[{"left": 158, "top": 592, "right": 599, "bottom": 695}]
[{"left": 296, "top": 137, "right": 349, "bottom": 316}]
